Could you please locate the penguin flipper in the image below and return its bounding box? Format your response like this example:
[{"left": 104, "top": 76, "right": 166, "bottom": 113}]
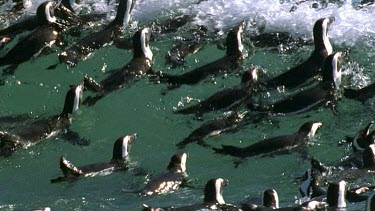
[
  {"left": 60, "top": 156, "right": 84, "bottom": 177},
  {"left": 84, "top": 75, "right": 103, "bottom": 92}
]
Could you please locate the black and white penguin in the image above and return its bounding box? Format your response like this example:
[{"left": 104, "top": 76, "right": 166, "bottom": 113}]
[
  {"left": 344, "top": 82, "right": 375, "bottom": 103},
  {"left": 176, "top": 111, "right": 247, "bottom": 148},
  {"left": 155, "top": 21, "right": 245, "bottom": 88},
  {"left": 141, "top": 152, "right": 188, "bottom": 196},
  {"left": 82, "top": 27, "right": 153, "bottom": 106},
  {"left": 299, "top": 168, "right": 328, "bottom": 199},
  {"left": 175, "top": 69, "right": 258, "bottom": 116},
  {"left": 249, "top": 52, "right": 343, "bottom": 114},
  {"left": 0, "top": 0, "right": 79, "bottom": 41},
  {"left": 264, "top": 17, "right": 334, "bottom": 89},
  {"left": 0, "top": 84, "right": 85, "bottom": 156},
  {"left": 57, "top": 0, "right": 136, "bottom": 67},
  {"left": 143, "top": 178, "right": 241, "bottom": 210},
  {"left": 50, "top": 134, "right": 137, "bottom": 183},
  {"left": 0, "top": 1, "right": 66, "bottom": 74},
  {"left": 240, "top": 189, "right": 280, "bottom": 210},
  {"left": 213, "top": 121, "right": 322, "bottom": 158}
]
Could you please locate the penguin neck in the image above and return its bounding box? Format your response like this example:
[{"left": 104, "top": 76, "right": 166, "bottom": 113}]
[{"left": 113, "top": 0, "right": 132, "bottom": 27}]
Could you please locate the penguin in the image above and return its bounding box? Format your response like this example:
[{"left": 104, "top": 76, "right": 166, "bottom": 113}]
[
  {"left": 82, "top": 27, "right": 153, "bottom": 106},
  {"left": 141, "top": 152, "right": 188, "bottom": 196},
  {"left": 344, "top": 82, "right": 375, "bottom": 103},
  {"left": 249, "top": 31, "right": 311, "bottom": 50},
  {"left": 212, "top": 121, "right": 322, "bottom": 158},
  {"left": 0, "top": 1, "right": 67, "bottom": 74},
  {"left": 299, "top": 168, "right": 328, "bottom": 199},
  {"left": 175, "top": 69, "right": 258, "bottom": 116},
  {"left": 50, "top": 134, "right": 137, "bottom": 183},
  {"left": 0, "top": 84, "right": 85, "bottom": 157},
  {"left": 312, "top": 123, "right": 375, "bottom": 170},
  {"left": 0, "top": 0, "right": 79, "bottom": 42},
  {"left": 335, "top": 122, "right": 375, "bottom": 169},
  {"left": 240, "top": 189, "right": 280, "bottom": 210},
  {"left": 176, "top": 111, "right": 248, "bottom": 148},
  {"left": 152, "top": 15, "right": 195, "bottom": 35},
  {"left": 57, "top": 0, "right": 136, "bottom": 67},
  {"left": 263, "top": 17, "right": 334, "bottom": 89},
  {"left": 307, "top": 149, "right": 375, "bottom": 191},
  {"left": 347, "top": 122, "right": 375, "bottom": 152},
  {"left": 326, "top": 181, "right": 368, "bottom": 207},
  {"left": 155, "top": 21, "right": 245, "bottom": 89},
  {"left": 249, "top": 52, "right": 343, "bottom": 114},
  {"left": 142, "top": 178, "right": 241, "bottom": 211},
  {"left": 165, "top": 40, "right": 204, "bottom": 68}
]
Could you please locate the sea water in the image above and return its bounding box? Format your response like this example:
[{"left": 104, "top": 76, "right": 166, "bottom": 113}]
[{"left": 0, "top": 0, "right": 374, "bottom": 210}]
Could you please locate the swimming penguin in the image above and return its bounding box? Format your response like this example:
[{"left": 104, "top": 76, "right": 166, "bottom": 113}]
[
  {"left": 213, "top": 121, "right": 321, "bottom": 158},
  {"left": 347, "top": 122, "right": 375, "bottom": 152},
  {"left": 141, "top": 152, "right": 188, "bottom": 196},
  {"left": 0, "top": 1, "right": 67, "bottom": 74},
  {"left": 328, "top": 122, "right": 375, "bottom": 169},
  {"left": 263, "top": 17, "right": 334, "bottom": 89},
  {"left": 0, "top": 84, "right": 85, "bottom": 157},
  {"left": 143, "top": 178, "right": 240, "bottom": 210},
  {"left": 165, "top": 40, "right": 204, "bottom": 68},
  {"left": 50, "top": 134, "right": 137, "bottom": 183},
  {"left": 240, "top": 189, "right": 280, "bottom": 210},
  {"left": 82, "top": 27, "right": 153, "bottom": 106},
  {"left": 249, "top": 52, "right": 343, "bottom": 114},
  {"left": 0, "top": 0, "right": 78, "bottom": 42},
  {"left": 57, "top": 0, "right": 136, "bottom": 67},
  {"left": 175, "top": 69, "right": 258, "bottom": 116},
  {"left": 155, "top": 21, "right": 245, "bottom": 89},
  {"left": 299, "top": 168, "right": 328, "bottom": 199},
  {"left": 344, "top": 82, "right": 375, "bottom": 103},
  {"left": 176, "top": 111, "right": 247, "bottom": 148},
  {"left": 326, "top": 181, "right": 369, "bottom": 208},
  {"left": 249, "top": 31, "right": 311, "bottom": 51}
]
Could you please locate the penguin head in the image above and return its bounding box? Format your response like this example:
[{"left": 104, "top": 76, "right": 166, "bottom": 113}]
[
  {"left": 61, "top": 84, "right": 83, "bottom": 116},
  {"left": 204, "top": 178, "right": 228, "bottom": 204},
  {"left": 366, "top": 192, "right": 375, "bottom": 211},
  {"left": 298, "top": 121, "right": 322, "bottom": 139},
  {"left": 112, "top": 133, "right": 137, "bottom": 160},
  {"left": 133, "top": 27, "right": 153, "bottom": 61},
  {"left": 167, "top": 152, "right": 188, "bottom": 173},
  {"left": 327, "top": 180, "right": 347, "bottom": 208},
  {"left": 299, "top": 168, "right": 325, "bottom": 198},
  {"left": 241, "top": 68, "right": 258, "bottom": 85},
  {"left": 311, "top": 157, "right": 331, "bottom": 175},
  {"left": 322, "top": 52, "right": 343, "bottom": 89},
  {"left": 262, "top": 189, "right": 279, "bottom": 209},
  {"left": 352, "top": 122, "right": 375, "bottom": 152},
  {"left": 313, "top": 17, "right": 334, "bottom": 54},
  {"left": 226, "top": 21, "right": 244, "bottom": 57},
  {"left": 37, "top": 1, "right": 57, "bottom": 24},
  {"left": 362, "top": 144, "right": 375, "bottom": 168}
]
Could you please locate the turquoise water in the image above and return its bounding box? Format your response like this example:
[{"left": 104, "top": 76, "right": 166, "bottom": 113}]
[{"left": 0, "top": 0, "right": 374, "bottom": 210}]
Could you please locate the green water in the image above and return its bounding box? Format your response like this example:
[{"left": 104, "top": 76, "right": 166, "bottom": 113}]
[{"left": 0, "top": 1, "right": 375, "bottom": 210}]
